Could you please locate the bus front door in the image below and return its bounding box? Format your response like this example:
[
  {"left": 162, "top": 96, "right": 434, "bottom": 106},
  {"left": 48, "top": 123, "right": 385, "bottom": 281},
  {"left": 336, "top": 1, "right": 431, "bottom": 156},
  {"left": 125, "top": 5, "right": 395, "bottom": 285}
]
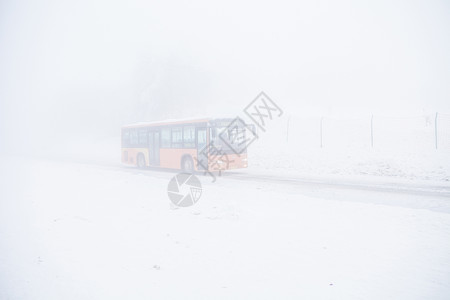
[
  {"left": 148, "top": 131, "right": 160, "bottom": 166},
  {"left": 196, "top": 128, "right": 208, "bottom": 170}
]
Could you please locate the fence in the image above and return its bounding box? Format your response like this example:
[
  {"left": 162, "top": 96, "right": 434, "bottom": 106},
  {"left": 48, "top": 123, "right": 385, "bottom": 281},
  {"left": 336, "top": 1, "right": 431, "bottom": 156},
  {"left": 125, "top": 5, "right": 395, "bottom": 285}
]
[{"left": 280, "top": 113, "right": 450, "bottom": 152}]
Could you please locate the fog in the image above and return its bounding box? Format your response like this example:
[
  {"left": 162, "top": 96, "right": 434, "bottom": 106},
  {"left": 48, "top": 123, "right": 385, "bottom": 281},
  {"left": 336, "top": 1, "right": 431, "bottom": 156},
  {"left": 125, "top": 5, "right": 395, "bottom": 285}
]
[
  {"left": 3, "top": 2, "right": 450, "bottom": 299},
  {"left": 1, "top": 0, "right": 450, "bottom": 153}
]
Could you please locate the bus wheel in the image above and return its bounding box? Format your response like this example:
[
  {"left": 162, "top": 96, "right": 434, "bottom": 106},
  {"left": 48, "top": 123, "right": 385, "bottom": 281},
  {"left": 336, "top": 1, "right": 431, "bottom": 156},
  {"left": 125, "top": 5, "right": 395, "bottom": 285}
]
[
  {"left": 182, "top": 156, "right": 194, "bottom": 173},
  {"left": 137, "top": 153, "right": 146, "bottom": 169}
]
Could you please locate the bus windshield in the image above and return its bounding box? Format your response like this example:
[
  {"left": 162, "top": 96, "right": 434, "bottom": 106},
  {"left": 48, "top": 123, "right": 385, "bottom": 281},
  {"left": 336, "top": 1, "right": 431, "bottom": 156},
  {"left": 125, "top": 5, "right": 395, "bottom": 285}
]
[{"left": 210, "top": 125, "right": 247, "bottom": 154}]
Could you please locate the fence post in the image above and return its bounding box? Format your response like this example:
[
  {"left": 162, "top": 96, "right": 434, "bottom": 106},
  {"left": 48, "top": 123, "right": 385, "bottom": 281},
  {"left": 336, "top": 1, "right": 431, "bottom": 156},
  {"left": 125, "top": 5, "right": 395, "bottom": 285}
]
[
  {"left": 320, "top": 117, "right": 324, "bottom": 148},
  {"left": 435, "top": 112, "right": 438, "bottom": 149},
  {"left": 371, "top": 114, "right": 374, "bottom": 148},
  {"left": 286, "top": 115, "right": 290, "bottom": 143}
]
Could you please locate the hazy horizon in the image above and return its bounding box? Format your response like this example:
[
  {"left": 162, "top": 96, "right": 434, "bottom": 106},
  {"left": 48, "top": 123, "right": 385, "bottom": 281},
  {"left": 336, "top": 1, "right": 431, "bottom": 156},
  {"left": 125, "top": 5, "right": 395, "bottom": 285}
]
[{"left": 1, "top": 0, "right": 449, "bottom": 151}]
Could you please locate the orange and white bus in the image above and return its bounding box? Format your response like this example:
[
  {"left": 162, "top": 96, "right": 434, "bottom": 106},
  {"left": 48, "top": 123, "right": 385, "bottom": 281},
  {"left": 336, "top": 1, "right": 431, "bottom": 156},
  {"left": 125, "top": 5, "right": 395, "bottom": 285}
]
[{"left": 121, "top": 118, "right": 249, "bottom": 172}]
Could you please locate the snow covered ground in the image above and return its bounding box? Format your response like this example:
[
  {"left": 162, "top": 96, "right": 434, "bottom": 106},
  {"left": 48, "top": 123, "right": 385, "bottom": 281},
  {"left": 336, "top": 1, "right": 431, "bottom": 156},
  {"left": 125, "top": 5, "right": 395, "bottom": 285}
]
[
  {"left": 1, "top": 155, "right": 450, "bottom": 299},
  {"left": 3, "top": 0, "right": 450, "bottom": 298},
  {"left": 1, "top": 115, "right": 449, "bottom": 299}
]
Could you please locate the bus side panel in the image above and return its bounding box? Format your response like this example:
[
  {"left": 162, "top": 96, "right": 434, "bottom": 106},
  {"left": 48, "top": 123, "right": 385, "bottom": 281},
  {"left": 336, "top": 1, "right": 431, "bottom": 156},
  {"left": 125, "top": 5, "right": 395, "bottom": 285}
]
[{"left": 159, "top": 148, "right": 197, "bottom": 169}]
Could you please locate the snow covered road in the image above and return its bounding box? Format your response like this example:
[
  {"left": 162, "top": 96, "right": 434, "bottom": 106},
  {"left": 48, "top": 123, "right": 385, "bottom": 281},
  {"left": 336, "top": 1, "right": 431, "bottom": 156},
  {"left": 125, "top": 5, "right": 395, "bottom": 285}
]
[{"left": 1, "top": 157, "right": 450, "bottom": 299}]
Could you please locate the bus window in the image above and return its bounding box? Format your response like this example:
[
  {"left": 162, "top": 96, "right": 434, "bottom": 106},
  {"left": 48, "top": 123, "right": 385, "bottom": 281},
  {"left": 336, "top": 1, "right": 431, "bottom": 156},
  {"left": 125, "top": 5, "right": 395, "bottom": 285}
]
[
  {"left": 198, "top": 128, "right": 207, "bottom": 145},
  {"left": 211, "top": 125, "right": 247, "bottom": 153},
  {"left": 161, "top": 128, "right": 171, "bottom": 148},
  {"left": 138, "top": 129, "right": 147, "bottom": 145},
  {"left": 130, "top": 129, "right": 138, "bottom": 145},
  {"left": 171, "top": 127, "right": 183, "bottom": 148},
  {"left": 228, "top": 127, "right": 244, "bottom": 144},
  {"left": 183, "top": 126, "right": 195, "bottom": 148}
]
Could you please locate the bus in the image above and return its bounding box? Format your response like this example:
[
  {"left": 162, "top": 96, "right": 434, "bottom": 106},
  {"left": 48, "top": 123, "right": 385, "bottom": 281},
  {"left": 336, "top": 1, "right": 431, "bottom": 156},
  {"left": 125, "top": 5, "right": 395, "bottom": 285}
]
[{"left": 121, "top": 118, "right": 250, "bottom": 172}]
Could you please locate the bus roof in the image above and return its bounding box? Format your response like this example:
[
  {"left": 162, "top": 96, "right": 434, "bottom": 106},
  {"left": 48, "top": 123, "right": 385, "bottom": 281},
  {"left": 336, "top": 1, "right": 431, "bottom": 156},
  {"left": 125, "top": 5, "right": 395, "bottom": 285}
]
[{"left": 122, "top": 117, "right": 212, "bottom": 128}]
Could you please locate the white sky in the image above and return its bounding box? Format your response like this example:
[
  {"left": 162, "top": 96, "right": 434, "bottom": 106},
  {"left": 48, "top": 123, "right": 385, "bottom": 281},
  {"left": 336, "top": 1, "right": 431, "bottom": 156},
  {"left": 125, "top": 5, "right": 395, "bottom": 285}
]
[{"left": 1, "top": 0, "right": 449, "bottom": 148}]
